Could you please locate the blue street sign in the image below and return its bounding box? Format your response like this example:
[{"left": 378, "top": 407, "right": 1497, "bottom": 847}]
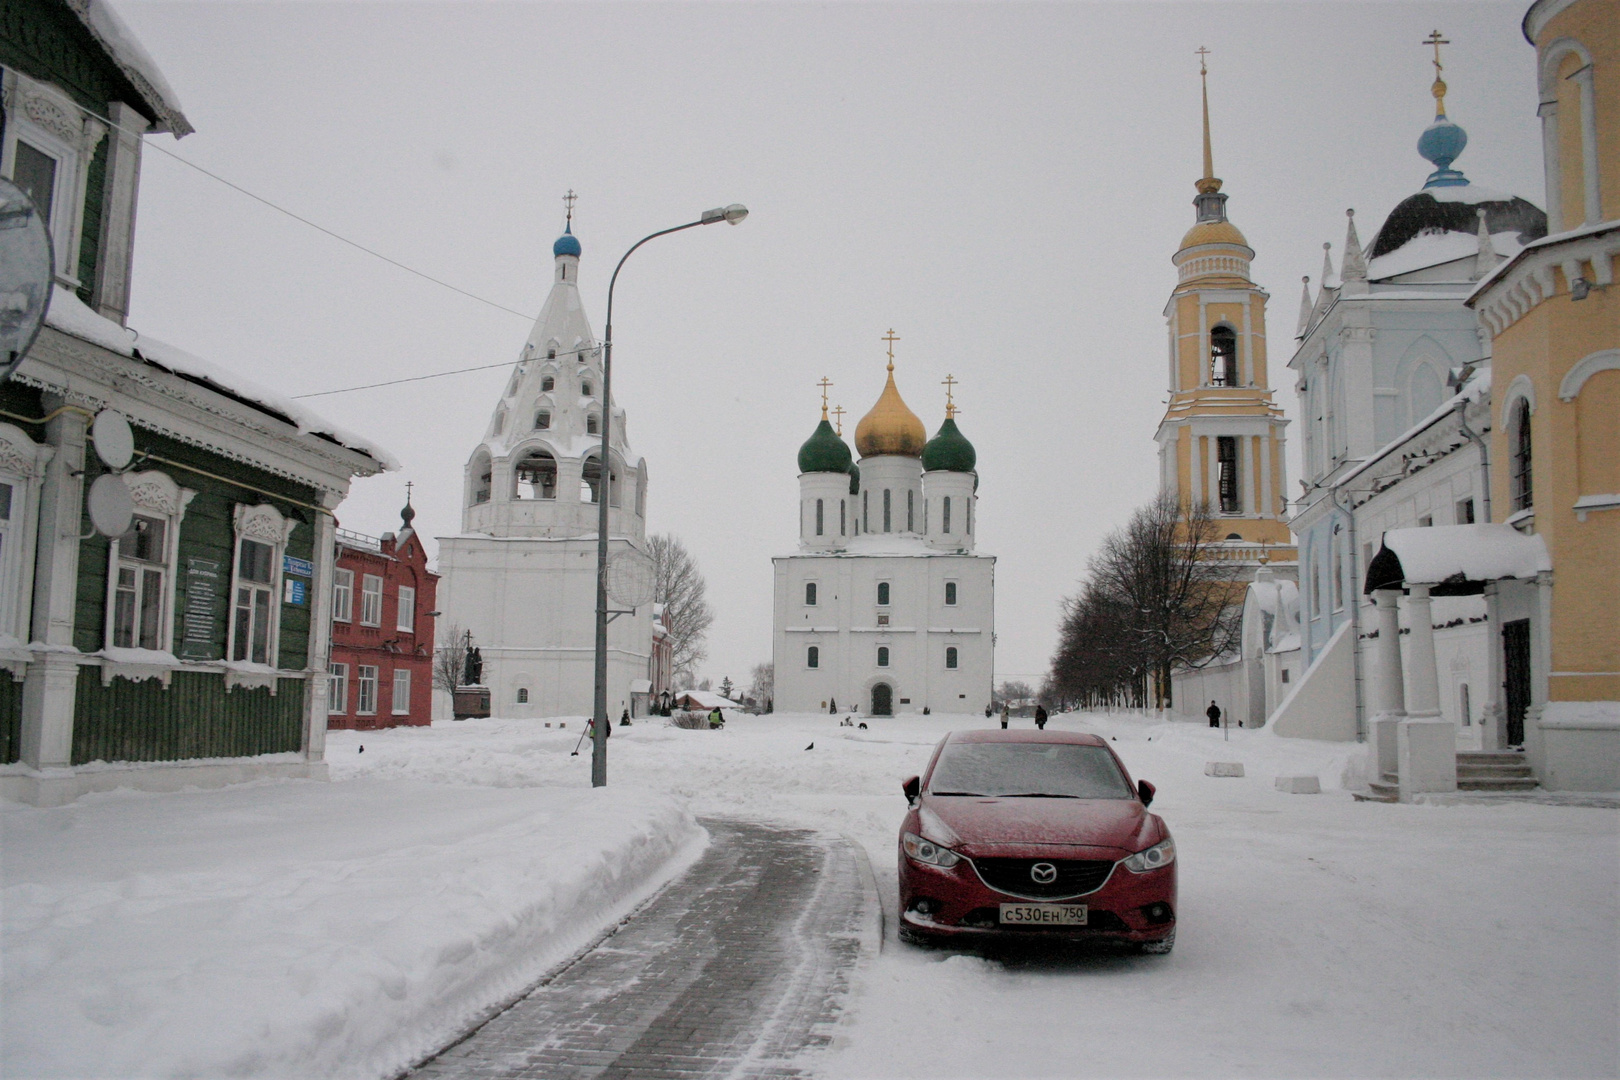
[{"left": 283, "top": 555, "right": 314, "bottom": 578}]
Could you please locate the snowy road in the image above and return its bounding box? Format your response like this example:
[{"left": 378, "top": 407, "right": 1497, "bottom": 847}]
[{"left": 411, "top": 820, "right": 878, "bottom": 1080}]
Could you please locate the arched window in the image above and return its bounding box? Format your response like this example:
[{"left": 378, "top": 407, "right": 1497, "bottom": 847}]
[
  {"left": 471, "top": 453, "right": 492, "bottom": 505},
  {"left": 515, "top": 449, "right": 557, "bottom": 499},
  {"left": 945, "top": 646, "right": 958, "bottom": 669},
  {"left": 945, "top": 581, "right": 957, "bottom": 606},
  {"left": 883, "top": 489, "right": 892, "bottom": 533},
  {"left": 877, "top": 646, "right": 890, "bottom": 668},
  {"left": 840, "top": 500, "right": 846, "bottom": 536},
  {"left": 1217, "top": 436, "right": 1240, "bottom": 513},
  {"left": 805, "top": 582, "right": 817, "bottom": 606},
  {"left": 581, "top": 455, "right": 621, "bottom": 506},
  {"left": 863, "top": 491, "right": 869, "bottom": 532},
  {"left": 1511, "top": 400, "right": 1533, "bottom": 511},
  {"left": 541, "top": 376, "right": 555, "bottom": 392},
  {"left": 534, "top": 410, "right": 551, "bottom": 430},
  {"left": 942, "top": 496, "right": 952, "bottom": 534},
  {"left": 517, "top": 687, "right": 529, "bottom": 704},
  {"left": 587, "top": 414, "right": 599, "bottom": 435},
  {"left": 547, "top": 345, "right": 557, "bottom": 360},
  {"left": 491, "top": 405, "right": 507, "bottom": 436},
  {"left": 1410, "top": 364, "right": 1443, "bottom": 426},
  {"left": 815, "top": 498, "right": 824, "bottom": 536},
  {"left": 877, "top": 581, "right": 890, "bottom": 606},
  {"left": 807, "top": 645, "right": 819, "bottom": 669},
  {"left": 1211, "top": 325, "right": 1239, "bottom": 386}
]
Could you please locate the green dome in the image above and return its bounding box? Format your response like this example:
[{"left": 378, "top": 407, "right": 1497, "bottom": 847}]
[
  {"left": 921, "top": 417, "right": 976, "bottom": 472},
  {"left": 798, "top": 419, "right": 853, "bottom": 474},
  {"left": 848, "top": 461, "right": 860, "bottom": 494}
]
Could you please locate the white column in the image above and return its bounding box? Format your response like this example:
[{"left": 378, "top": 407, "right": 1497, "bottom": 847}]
[
  {"left": 1403, "top": 584, "right": 1441, "bottom": 719},
  {"left": 1242, "top": 434, "right": 1256, "bottom": 515},
  {"left": 1189, "top": 432, "right": 1203, "bottom": 506},
  {"left": 1397, "top": 583, "right": 1457, "bottom": 800},
  {"left": 1575, "top": 67, "right": 1601, "bottom": 226},
  {"left": 1481, "top": 583, "right": 1505, "bottom": 751},
  {"left": 301, "top": 493, "right": 342, "bottom": 766},
  {"left": 1260, "top": 433, "right": 1274, "bottom": 517},
  {"left": 1370, "top": 589, "right": 1405, "bottom": 783}
]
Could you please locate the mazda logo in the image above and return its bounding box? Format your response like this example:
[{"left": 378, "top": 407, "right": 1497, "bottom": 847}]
[{"left": 1030, "top": 862, "right": 1058, "bottom": 884}]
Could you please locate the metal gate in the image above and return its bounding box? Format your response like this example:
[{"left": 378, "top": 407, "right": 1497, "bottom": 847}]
[{"left": 1503, "top": 619, "right": 1531, "bottom": 746}]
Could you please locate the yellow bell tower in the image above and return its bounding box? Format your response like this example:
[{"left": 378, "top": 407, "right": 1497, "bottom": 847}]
[{"left": 1155, "top": 49, "right": 1292, "bottom": 552}]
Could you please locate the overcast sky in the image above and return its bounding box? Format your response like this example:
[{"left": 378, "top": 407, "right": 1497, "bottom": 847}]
[{"left": 111, "top": 0, "right": 1543, "bottom": 689}]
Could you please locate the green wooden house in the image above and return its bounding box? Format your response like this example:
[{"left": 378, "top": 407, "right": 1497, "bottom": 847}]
[{"left": 1, "top": 1, "right": 391, "bottom": 804}]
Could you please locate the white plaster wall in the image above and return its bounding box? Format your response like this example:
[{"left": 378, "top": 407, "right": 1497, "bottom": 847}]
[{"left": 1270, "top": 619, "right": 1358, "bottom": 740}]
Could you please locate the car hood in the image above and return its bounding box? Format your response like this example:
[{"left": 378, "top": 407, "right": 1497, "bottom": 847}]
[{"left": 919, "top": 795, "right": 1155, "bottom": 856}]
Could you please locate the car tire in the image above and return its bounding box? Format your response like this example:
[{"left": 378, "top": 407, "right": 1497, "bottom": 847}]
[{"left": 1137, "top": 930, "right": 1175, "bottom": 955}]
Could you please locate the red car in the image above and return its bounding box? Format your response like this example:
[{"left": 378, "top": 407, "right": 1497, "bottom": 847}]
[{"left": 897, "top": 729, "right": 1176, "bottom": 953}]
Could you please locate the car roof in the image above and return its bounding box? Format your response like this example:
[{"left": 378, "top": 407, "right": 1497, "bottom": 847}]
[{"left": 946, "top": 729, "right": 1108, "bottom": 747}]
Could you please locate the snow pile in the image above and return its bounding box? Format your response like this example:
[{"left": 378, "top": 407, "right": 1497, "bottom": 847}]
[
  {"left": 2, "top": 779, "right": 703, "bottom": 1079},
  {"left": 1383, "top": 523, "right": 1552, "bottom": 585}
]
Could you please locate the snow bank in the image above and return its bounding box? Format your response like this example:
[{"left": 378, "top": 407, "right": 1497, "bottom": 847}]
[{"left": 2, "top": 779, "right": 703, "bottom": 1079}]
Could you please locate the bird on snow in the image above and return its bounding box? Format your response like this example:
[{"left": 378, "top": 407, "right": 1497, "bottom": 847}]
[
  {"left": 805, "top": 742, "right": 814, "bottom": 751},
  {"left": 358, "top": 745, "right": 365, "bottom": 753}
]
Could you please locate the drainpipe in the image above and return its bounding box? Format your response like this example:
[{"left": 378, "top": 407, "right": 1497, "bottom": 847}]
[
  {"left": 1330, "top": 486, "right": 1366, "bottom": 741},
  {"left": 1455, "top": 396, "right": 1491, "bottom": 523}
]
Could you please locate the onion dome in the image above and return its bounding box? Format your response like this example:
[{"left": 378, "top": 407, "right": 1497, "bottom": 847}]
[
  {"left": 797, "top": 417, "right": 853, "bottom": 474},
  {"left": 854, "top": 366, "right": 927, "bottom": 458},
  {"left": 922, "top": 416, "right": 976, "bottom": 473},
  {"left": 1368, "top": 190, "right": 1546, "bottom": 260},
  {"left": 400, "top": 496, "right": 416, "bottom": 530},
  {"left": 553, "top": 224, "right": 581, "bottom": 259},
  {"left": 1178, "top": 218, "right": 1250, "bottom": 254},
  {"left": 1418, "top": 116, "right": 1469, "bottom": 188}
]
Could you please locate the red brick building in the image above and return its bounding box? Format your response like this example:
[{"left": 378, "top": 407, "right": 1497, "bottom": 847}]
[{"left": 328, "top": 501, "right": 438, "bottom": 729}]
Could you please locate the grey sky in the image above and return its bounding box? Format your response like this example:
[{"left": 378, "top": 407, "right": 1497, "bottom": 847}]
[{"left": 111, "top": 1, "right": 1542, "bottom": 689}]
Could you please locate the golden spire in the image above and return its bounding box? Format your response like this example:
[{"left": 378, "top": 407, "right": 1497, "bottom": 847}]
[
  {"left": 1424, "top": 30, "right": 1451, "bottom": 117},
  {"left": 942, "top": 373, "right": 959, "bottom": 419},
  {"left": 881, "top": 328, "right": 900, "bottom": 372},
  {"left": 1196, "top": 46, "right": 1221, "bottom": 196},
  {"left": 817, "top": 375, "right": 833, "bottom": 420},
  {"left": 832, "top": 404, "right": 846, "bottom": 436}
]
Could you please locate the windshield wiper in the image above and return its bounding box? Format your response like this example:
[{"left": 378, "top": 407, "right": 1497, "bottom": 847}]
[
  {"left": 928, "top": 791, "right": 986, "bottom": 797},
  {"left": 997, "top": 792, "right": 1082, "bottom": 798}
]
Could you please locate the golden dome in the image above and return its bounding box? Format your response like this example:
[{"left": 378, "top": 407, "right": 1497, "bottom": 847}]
[
  {"left": 854, "top": 365, "right": 927, "bottom": 458},
  {"left": 1178, "top": 219, "right": 1250, "bottom": 252}
]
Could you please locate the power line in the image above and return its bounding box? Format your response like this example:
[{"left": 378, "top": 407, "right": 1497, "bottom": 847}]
[{"left": 292, "top": 343, "right": 601, "bottom": 399}]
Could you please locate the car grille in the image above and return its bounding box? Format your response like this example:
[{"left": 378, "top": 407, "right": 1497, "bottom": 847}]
[
  {"left": 960, "top": 907, "right": 1129, "bottom": 933},
  {"left": 971, "top": 857, "right": 1115, "bottom": 899}
]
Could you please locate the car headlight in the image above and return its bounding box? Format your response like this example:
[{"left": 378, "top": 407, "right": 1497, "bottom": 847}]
[
  {"left": 902, "top": 831, "right": 961, "bottom": 868},
  {"left": 1122, "top": 836, "right": 1176, "bottom": 873}
]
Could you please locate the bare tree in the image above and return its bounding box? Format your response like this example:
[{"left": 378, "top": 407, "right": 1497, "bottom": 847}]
[
  {"left": 434, "top": 622, "right": 469, "bottom": 696},
  {"left": 749, "top": 662, "right": 774, "bottom": 712},
  {"left": 995, "top": 680, "right": 1035, "bottom": 708},
  {"left": 648, "top": 533, "right": 715, "bottom": 684}
]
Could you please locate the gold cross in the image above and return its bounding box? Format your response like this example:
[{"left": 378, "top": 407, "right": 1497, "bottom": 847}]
[
  {"left": 405, "top": 480, "right": 414, "bottom": 502},
  {"left": 832, "top": 405, "right": 846, "bottom": 436},
  {"left": 1195, "top": 45, "right": 1210, "bottom": 76},
  {"left": 817, "top": 376, "right": 833, "bottom": 418},
  {"left": 1424, "top": 29, "right": 1449, "bottom": 74},
  {"left": 1424, "top": 30, "right": 1450, "bottom": 114},
  {"left": 881, "top": 329, "right": 900, "bottom": 370},
  {"left": 563, "top": 189, "right": 577, "bottom": 225},
  {"left": 942, "top": 374, "right": 958, "bottom": 418}
]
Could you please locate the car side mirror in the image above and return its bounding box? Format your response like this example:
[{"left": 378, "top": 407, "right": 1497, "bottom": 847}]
[
  {"left": 1138, "top": 779, "right": 1155, "bottom": 807},
  {"left": 902, "top": 775, "right": 921, "bottom": 803}
]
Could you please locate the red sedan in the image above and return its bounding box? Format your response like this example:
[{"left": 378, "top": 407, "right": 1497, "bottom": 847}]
[{"left": 897, "top": 729, "right": 1176, "bottom": 953}]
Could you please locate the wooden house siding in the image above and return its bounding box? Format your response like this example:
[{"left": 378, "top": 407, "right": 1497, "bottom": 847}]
[
  {"left": 74, "top": 133, "right": 107, "bottom": 305},
  {"left": 72, "top": 668, "right": 304, "bottom": 765}
]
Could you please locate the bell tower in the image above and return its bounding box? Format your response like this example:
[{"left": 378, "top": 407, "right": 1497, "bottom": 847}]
[{"left": 1154, "top": 49, "right": 1291, "bottom": 548}]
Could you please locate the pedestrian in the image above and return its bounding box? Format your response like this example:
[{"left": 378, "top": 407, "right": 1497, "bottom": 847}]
[
  {"left": 1034, "top": 704, "right": 1048, "bottom": 730},
  {"left": 1207, "top": 700, "right": 1221, "bottom": 728},
  {"left": 709, "top": 707, "right": 724, "bottom": 729},
  {"left": 1000, "top": 704, "right": 1010, "bottom": 729},
  {"left": 620, "top": 708, "right": 631, "bottom": 727}
]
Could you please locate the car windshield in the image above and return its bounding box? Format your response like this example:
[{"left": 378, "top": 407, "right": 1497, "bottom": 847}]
[{"left": 927, "top": 742, "right": 1134, "bottom": 799}]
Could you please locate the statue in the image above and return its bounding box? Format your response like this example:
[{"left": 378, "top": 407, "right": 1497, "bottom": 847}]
[{"left": 463, "top": 645, "right": 483, "bottom": 686}]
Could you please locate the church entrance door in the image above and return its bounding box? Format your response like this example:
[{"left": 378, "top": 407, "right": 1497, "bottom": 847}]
[{"left": 871, "top": 683, "right": 893, "bottom": 716}]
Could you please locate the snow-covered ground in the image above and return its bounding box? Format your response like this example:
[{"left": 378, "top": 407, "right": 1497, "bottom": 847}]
[{"left": 4, "top": 710, "right": 1617, "bottom": 1078}]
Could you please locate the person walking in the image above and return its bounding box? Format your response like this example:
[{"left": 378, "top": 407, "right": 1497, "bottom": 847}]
[
  {"left": 1000, "top": 703, "right": 1010, "bottom": 729},
  {"left": 620, "top": 708, "right": 632, "bottom": 727},
  {"left": 1034, "top": 704, "right": 1048, "bottom": 730},
  {"left": 1207, "top": 700, "right": 1222, "bottom": 728}
]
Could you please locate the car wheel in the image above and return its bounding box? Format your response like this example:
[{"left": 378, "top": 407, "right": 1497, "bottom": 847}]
[{"left": 1137, "top": 930, "right": 1175, "bottom": 955}]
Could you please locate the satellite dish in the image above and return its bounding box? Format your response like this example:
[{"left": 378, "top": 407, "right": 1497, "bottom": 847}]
[
  {"left": 0, "top": 176, "right": 55, "bottom": 384},
  {"left": 87, "top": 473, "right": 134, "bottom": 538},
  {"left": 92, "top": 410, "right": 134, "bottom": 471},
  {"left": 606, "top": 549, "right": 657, "bottom": 607}
]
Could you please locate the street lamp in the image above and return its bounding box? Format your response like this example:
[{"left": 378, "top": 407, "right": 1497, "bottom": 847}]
[{"left": 591, "top": 204, "right": 748, "bottom": 787}]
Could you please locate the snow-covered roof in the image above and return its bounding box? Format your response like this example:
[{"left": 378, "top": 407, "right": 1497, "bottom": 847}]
[
  {"left": 674, "top": 690, "right": 741, "bottom": 710},
  {"left": 41, "top": 286, "right": 396, "bottom": 470},
  {"left": 70, "top": 0, "right": 192, "bottom": 136},
  {"left": 1369, "top": 525, "right": 1551, "bottom": 590},
  {"left": 1334, "top": 366, "right": 1490, "bottom": 490},
  {"left": 1366, "top": 230, "right": 1523, "bottom": 281}
]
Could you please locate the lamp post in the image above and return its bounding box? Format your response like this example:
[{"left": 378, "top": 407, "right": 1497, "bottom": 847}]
[{"left": 592, "top": 203, "right": 748, "bottom": 787}]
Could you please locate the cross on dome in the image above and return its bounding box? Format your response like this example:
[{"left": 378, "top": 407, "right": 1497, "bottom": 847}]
[
  {"left": 942, "top": 374, "right": 959, "bottom": 419},
  {"left": 1424, "top": 30, "right": 1451, "bottom": 117},
  {"left": 882, "top": 329, "right": 900, "bottom": 371},
  {"left": 817, "top": 376, "right": 833, "bottom": 419},
  {"left": 563, "top": 189, "right": 577, "bottom": 226},
  {"left": 832, "top": 405, "right": 845, "bottom": 436}
]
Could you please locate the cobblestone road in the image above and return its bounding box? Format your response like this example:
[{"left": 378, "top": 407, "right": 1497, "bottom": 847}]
[{"left": 409, "top": 820, "right": 879, "bottom": 1080}]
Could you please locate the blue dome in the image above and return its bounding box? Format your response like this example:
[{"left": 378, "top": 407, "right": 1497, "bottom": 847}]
[
  {"left": 553, "top": 228, "right": 581, "bottom": 258},
  {"left": 1418, "top": 117, "right": 1469, "bottom": 187}
]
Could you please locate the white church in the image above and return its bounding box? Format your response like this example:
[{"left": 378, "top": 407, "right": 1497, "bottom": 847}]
[
  {"left": 772, "top": 348, "right": 995, "bottom": 716},
  {"left": 435, "top": 213, "right": 658, "bottom": 719}
]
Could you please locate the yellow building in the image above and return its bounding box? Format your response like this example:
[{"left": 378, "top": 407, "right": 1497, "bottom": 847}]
[
  {"left": 1155, "top": 56, "right": 1294, "bottom": 563},
  {"left": 1468, "top": 0, "right": 1619, "bottom": 789}
]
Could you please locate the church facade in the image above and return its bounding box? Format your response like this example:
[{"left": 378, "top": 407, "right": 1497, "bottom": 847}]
[
  {"left": 435, "top": 217, "right": 658, "bottom": 720},
  {"left": 772, "top": 350, "right": 994, "bottom": 717}
]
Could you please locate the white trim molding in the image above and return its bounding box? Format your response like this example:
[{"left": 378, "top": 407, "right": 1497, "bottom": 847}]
[
  {"left": 1500, "top": 374, "right": 1538, "bottom": 431},
  {"left": 1558, "top": 349, "right": 1620, "bottom": 401}
]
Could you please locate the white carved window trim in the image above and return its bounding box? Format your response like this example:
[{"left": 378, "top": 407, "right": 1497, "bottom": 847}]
[
  {"left": 1558, "top": 349, "right": 1620, "bottom": 401},
  {"left": 102, "top": 471, "right": 194, "bottom": 658},
  {"left": 227, "top": 502, "right": 295, "bottom": 669},
  {"left": 0, "top": 424, "right": 52, "bottom": 649},
  {"left": 0, "top": 72, "right": 106, "bottom": 286}
]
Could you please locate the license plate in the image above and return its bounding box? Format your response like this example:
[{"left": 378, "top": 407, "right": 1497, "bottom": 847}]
[{"left": 999, "top": 903, "right": 1087, "bottom": 926}]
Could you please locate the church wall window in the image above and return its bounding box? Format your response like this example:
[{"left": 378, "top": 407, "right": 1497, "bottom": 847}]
[
  {"left": 807, "top": 645, "right": 819, "bottom": 669},
  {"left": 863, "top": 491, "right": 869, "bottom": 532},
  {"left": 1511, "top": 400, "right": 1533, "bottom": 511},
  {"left": 877, "top": 581, "right": 890, "bottom": 606},
  {"left": 1210, "top": 325, "right": 1239, "bottom": 387},
  {"left": 491, "top": 406, "right": 507, "bottom": 436},
  {"left": 534, "top": 410, "right": 551, "bottom": 430},
  {"left": 517, "top": 687, "right": 529, "bottom": 704},
  {"left": 840, "top": 500, "right": 846, "bottom": 536},
  {"left": 581, "top": 456, "right": 619, "bottom": 505},
  {"left": 1331, "top": 541, "right": 1343, "bottom": 612},
  {"left": 805, "top": 582, "right": 817, "bottom": 606},
  {"left": 877, "top": 646, "right": 890, "bottom": 668},
  {"left": 1217, "top": 436, "right": 1240, "bottom": 513},
  {"left": 547, "top": 345, "right": 558, "bottom": 359},
  {"left": 967, "top": 499, "right": 972, "bottom": 534},
  {"left": 1456, "top": 498, "right": 1475, "bottom": 525},
  {"left": 471, "top": 453, "right": 492, "bottom": 505},
  {"left": 907, "top": 490, "right": 914, "bottom": 532},
  {"left": 922, "top": 498, "right": 928, "bottom": 535},
  {"left": 816, "top": 499, "right": 824, "bottom": 536},
  {"left": 942, "top": 496, "right": 952, "bottom": 534},
  {"left": 516, "top": 449, "right": 558, "bottom": 499},
  {"left": 945, "top": 646, "right": 958, "bottom": 670},
  {"left": 945, "top": 581, "right": 957, "bottom": 606},
  {"left": 883, "top": 489, "right": 892, "bottom": 533},
  {"left": 333, "top": 568, "right": 353, "bottom": 623},
  {"left": 587, "top": 414, "right": 599, "bottom": 435},
  {"left": 541, "top": 376, "right": 555, "bottom": 392}
]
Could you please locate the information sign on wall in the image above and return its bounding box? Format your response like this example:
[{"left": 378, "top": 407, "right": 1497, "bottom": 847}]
[
  {"left": 179, "top": 557, "right": 222, "bottom": 661},
  {"left": 282, "top": 555, "right": 313, "bottom": 578}
]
